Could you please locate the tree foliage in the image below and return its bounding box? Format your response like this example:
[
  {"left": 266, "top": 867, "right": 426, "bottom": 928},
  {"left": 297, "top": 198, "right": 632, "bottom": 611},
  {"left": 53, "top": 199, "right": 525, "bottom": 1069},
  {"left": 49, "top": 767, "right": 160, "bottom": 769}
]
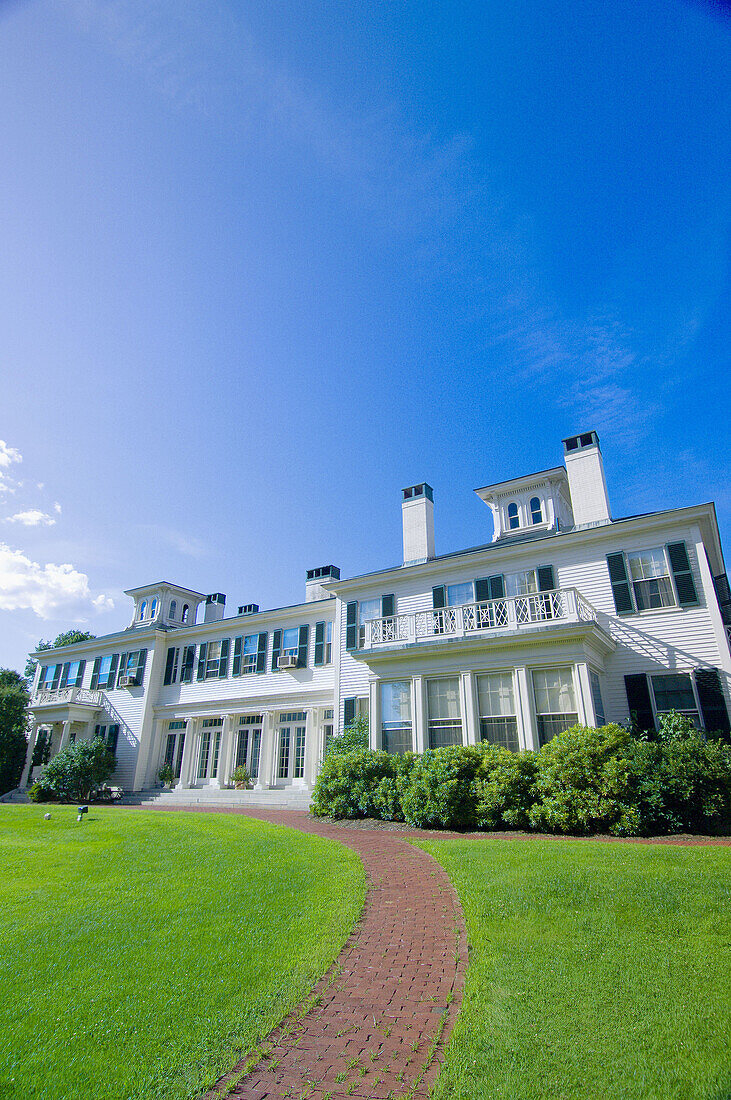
[
  {"left": 31, "top": 738, "right": 116, "bottom": 802},
  {"left": 0, "top": 669, "right": 30, "bottom": 795},
  {"left": 25, "top": 630, "right": 96, "bottom": 681}
]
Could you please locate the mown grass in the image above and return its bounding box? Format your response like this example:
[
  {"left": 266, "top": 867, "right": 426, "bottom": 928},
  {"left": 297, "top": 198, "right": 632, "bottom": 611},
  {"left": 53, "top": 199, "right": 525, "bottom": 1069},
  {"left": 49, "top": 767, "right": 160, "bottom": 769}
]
[
  {"left": 417, "top": 837, "right": 731, "bottom": 1100},
  {"left": 0, "top": 806, "right": 364, "bottom": 1100}
]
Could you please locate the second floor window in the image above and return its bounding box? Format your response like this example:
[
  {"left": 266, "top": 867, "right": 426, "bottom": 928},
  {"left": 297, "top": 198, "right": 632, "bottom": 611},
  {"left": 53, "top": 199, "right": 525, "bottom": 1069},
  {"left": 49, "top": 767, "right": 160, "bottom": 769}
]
[
  {"left": 627, "top": 548, "right": 675, "bottom": 610},
  {"left": 447, "top": 582, "right": 474, "bottom": 607}
]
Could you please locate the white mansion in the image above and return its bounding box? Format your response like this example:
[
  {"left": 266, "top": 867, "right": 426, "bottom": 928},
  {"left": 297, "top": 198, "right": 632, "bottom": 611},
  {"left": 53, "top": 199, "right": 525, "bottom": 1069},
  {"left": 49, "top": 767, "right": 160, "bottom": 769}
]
[{"left": 20, "top": 432, "right": 731, "bottom": 795}]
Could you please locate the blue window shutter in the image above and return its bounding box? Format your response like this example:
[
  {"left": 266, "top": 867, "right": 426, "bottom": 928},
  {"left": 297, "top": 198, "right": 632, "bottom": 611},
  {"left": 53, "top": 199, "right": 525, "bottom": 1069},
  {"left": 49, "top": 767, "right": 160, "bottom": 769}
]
[
  {"left": 136, "top": 649, "right": 147, "bottom": 685},
  {"left": 232, "top": 637, "right": 242, "bottom": 677},
  {"left": 344, "top": 698, "right": 356, "bottom": 728},
  {"left": 346, "top": 603, "right": 357, "bottom": 649},
  {"left": 218, "top": 639, "right": 230, "bottom": 678},
  {"left": 607, "top": 554, "right": 634, "bottom": 615},
  {"left": 381, "top": 594, "right": 394, "bottom": 617},
  {"left": 432, "top": 586, "right": 446, "bottom": 609},
  {"left": 667, "top": 542, "right": 698, "bottom": 606},
  {"left": 694, "top": 668, "right": 730, "bottom": 734},
  {"left": 314, "top": 622, "right": 325, "bottom": 666},
  {"left": 197, "top": 643, "right": 207, "bottom": 681},
  {"left": 624, "top": 674, "right": 654, "bottom": 733},
  {"left": 537, "top": 565, "right": 555, "bottom": 592},
  {"left": 297, "top": 625, "right": 309, "bottom": 668},
  {"left": 75, "top": 660, "right": 85, "bottom": 688},
  {"left": 256, "top": 632, "right": 267, "bottom": 672},
  {"left": 164, "top": 648, "right": 176, "bottom": 685},
  {"left": 271, "top": 630, "right": 282, "bottom": 671},
  {"left": 90, "top": 657, "right": 101, "bottom": 690}
]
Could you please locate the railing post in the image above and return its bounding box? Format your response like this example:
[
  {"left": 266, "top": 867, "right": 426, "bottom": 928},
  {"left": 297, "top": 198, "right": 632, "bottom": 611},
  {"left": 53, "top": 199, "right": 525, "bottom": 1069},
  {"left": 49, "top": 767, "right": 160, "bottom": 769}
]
[
  {"left": 566, "top": 588, "right": 577, "bottom": 621},
  {"left": 507, "top": 597, "right": 518, "bottom": 631}
]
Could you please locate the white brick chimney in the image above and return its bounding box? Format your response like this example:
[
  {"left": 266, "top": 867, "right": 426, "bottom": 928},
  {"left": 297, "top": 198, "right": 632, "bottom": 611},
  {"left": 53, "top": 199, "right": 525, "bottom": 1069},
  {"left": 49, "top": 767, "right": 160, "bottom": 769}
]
[
  {"left": 402, "top": 483, "right": 435, "bottom": 564},
  {"left": 562, "top": 432, "right": 611, "bottom": 525},
  {"left": 204, "top": 593, "right": 226, "bottom": 622}
]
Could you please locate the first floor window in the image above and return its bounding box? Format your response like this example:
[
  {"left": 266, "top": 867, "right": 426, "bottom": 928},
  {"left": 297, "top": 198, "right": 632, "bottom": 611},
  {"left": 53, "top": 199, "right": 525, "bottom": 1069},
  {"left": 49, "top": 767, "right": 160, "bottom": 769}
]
[
  {"left": 426, "top": 677, "right": 463, "bottom": 748},
  {"left": 627, "top": 547, "right": 675, "bottom": 610},
  {"left": 477, "top": 672, "right": 518, "bottom": 751},
  {"left": 381, "top": 681, "right": 412, "bottom": 754},
  {"left": 278, "top": 726, "right": 291, "bottom": 779},
  {"left": 533, "top": 668, "right": 578, "bottom": 746},
  {"left": 249, "top": 729, "right": 261, "bottom": 778},
  {"left": 199, "top": 718, "right": 222, "bottom": 778},
  {"left": 293, "top": 727, "right": 306, "bottom": 778},
  {"left": 651, "top": 673, "right": 699, "bottom": 726},
  {"left": 590, "top": 671, "right": 606, "bottom": 725},
  {"left": 94, "top": 724, "right": 119, "bottom": 753},
  {"left": 236, "top": 716, "right": 263, "bottom": 774}
]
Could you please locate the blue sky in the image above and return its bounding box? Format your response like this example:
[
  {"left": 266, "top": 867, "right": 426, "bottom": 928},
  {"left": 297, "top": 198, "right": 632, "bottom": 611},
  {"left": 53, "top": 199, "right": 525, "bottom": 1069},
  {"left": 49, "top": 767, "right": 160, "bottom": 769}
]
[{"left": 0, "top": 0, "right": 729, "bottom": 672}]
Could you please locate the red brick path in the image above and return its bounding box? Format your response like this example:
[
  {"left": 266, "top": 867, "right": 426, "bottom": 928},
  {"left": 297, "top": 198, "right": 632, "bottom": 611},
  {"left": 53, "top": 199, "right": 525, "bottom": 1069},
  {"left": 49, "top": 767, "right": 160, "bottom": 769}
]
[{"left": 187, "top": 808, "right": 468, "bottom": 1100}]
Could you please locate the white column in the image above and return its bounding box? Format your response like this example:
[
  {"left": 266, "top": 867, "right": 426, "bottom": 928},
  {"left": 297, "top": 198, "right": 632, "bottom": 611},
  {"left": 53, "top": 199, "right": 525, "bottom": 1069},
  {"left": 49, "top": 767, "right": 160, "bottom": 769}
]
[
  {"left": 255, "top": 711, "right": 276, "bottom": 790},
  {"left": 515, "top": 666, "right": 538, "bottom": 751},
  {"left": 461, "top": 672, "right": 478, "bottom": 745},
  {"left": 20, "top": 718, "right": 39, "bottom": 787},
  {"left": 296, "top": 710, "right": 314, "bottom": 788},
  {"left": 303, "top": 708, "right": 320, "bottom": 787},
  {"left": 413, "top": 676, "right": 426, "bottom": 753},
  {"left": 176, "top": 719, "right": 197, "bottom": 789},
  {"left": 368, "top": 680, "right": 380, "bottom": 751},
  {"left": 59, "top": 720, "right": 73, "bottom": 752},
  {"left": 215, "top": 716, "right": 234, "bottom": 788},
  {"left": 575, "top": 662, "right": 594, "bottom": 726}
]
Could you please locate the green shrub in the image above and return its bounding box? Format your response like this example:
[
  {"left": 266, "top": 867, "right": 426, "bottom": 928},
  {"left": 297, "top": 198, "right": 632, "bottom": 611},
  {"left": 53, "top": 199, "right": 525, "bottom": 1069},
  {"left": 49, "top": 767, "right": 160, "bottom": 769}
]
[
  {"left": 401, "top": 746, "right": 484, "bottom": 830},
  {"left": 323, "top": 714, "right": 369, "bottom": 759},
  {"left": 473, "top": 745, "right": 537, "bottom": 830},
  {"left": 27, "top": 781, "right": 56, "bottom": 803},
  {"left": 310, "top": 749, "right": 396, "bottom": 819},
  {"left": 39, "top": 738, "right": 116, "bottom": 802},
  {"left": 644, "top": 734, "right": 731, "bottom": 834},
  {"left": 370, "top": 752, "right": 417, "bottom": 821}
]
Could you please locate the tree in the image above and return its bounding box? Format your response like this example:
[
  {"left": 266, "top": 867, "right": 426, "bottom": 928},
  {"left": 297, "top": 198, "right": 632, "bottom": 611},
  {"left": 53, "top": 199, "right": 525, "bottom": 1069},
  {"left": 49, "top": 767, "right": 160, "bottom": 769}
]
[
  {"left": 25, "top": 630, "right": 96, "bottom": 682},
  {"left": 0, "top": 669, "right": 30, "bottom": 795},
  {"left": 35, "top": 738, "right": 115, "bottom": 802}
]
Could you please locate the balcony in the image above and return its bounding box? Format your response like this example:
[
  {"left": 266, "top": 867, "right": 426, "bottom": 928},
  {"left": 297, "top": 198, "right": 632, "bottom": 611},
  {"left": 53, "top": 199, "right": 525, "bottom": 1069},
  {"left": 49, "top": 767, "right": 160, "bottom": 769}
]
[
  {"left": 31, "top": 688, "right": 105, "bottom": 711},
  {"left": 359, "top": 588, "right": 600, "bottom": 652}
]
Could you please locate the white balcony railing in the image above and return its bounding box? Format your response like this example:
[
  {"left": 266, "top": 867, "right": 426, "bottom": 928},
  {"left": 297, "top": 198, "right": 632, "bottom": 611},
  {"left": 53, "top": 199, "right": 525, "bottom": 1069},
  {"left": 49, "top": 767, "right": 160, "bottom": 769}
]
[
  {"left": 31, "top": 688, "right": 105, "bottom": 708},
  {"left": 361, "top": 588, "right": 598, "bottom": 649}
]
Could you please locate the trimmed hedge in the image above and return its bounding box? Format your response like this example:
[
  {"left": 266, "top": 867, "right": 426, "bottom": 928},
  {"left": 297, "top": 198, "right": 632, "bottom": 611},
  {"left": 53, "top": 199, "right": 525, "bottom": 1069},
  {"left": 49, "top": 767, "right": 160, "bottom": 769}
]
[{"left": 311, "top": 717, "right": 731, "bottom": 836}]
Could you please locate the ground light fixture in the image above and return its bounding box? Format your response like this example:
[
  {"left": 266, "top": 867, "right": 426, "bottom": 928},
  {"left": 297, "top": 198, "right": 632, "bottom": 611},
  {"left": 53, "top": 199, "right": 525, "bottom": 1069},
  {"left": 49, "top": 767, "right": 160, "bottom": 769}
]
[{"left": 77, "top": 805, "right": 88, "bottom": 823}]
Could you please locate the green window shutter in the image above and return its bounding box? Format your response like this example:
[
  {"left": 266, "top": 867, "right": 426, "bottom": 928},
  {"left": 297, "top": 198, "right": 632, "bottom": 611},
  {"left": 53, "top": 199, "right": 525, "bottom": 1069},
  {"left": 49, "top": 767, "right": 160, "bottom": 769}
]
[
  {"left": 432, "top": 586, "right": 446, "bottom": 609},
  {"left": 346, "top": 602, "right": 358, "bottom": 650},
  {"left": 607, "top": 553, "right": 634, "bottom": 615},
  {"left": 117, "top": 654, "right": 128, "bottom": 688},
  {"left": 108, "top": 654, "right": 119, "bottom": 689},
  {"left": 75, "top": 660, "right": 85, "bottom": 688},
  {"left": 314, "top": 622, "right": 325, "bottom": 666},
  {"left": 712, "top": 574, "right": 731, "bottom": 625},
  {"left": 297, "top": 625, "right": 309, "bottom": 668},
  {"left": 51, "top": 664, "right": 62, "bottom": 690},
  {"left": 164, "top": 648, "right": 176, "bottom": 685},
  {"left": 256, "top": 632, "right": 268, "bottom": 672},
  {"left": 218, "top": 639, "right": 230, "bottom": 678},
  {"left": 232, "top": 637, "right": 243, "bottom": 677},
  {"left": 181, "top": 646, "right": 194, "bottom": 683},
  {"left": 624, "top": 674, "right": 655, "bottom": 733},
  {"left": 537, "top": 565, "right": 555, "bottom": 592},
  {"left": 474, "top": 578, "right": 489, "bottom": 602},
  {"left": 381, "top": 594, "right": 394, "bottom": 617},
  {"left": 488, "top": 575, "right": 505, "bottom": 599},
  {"left": 60, "top": 663, "right": 70, "bottom": 689},
  {"left": 136, "top": 649, "right": 147, "bottom": 685},
  {"left": 271, "top": 630, "right": 282, "bottom": 671},
  {"left": 107, "top": 724, "right": 119, "bottom": 754},
  {"left": 197, "top": 643, "right": 207, "bottom": 681},
  {"left": 344, "top": 698, "right": 356, "bottom": 728},
  {"left": 667, "top": 542, "right": 698, "bottom": 606},
  {"left": 90, "top": 657, "right": 101, "bottom": 690},
  {"left": 694, "top": 668, "right": 730, "bottom": 734}
]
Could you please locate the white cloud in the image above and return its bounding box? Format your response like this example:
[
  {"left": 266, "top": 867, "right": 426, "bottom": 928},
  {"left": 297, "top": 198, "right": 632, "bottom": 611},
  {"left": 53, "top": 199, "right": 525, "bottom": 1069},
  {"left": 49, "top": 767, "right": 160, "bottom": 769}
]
[
  {"left": 53, "top": 502, "right": 62, "bottom": 515},
  {"left": 6, "top": 510, "right": 57, "bottom": 528},
  {"left": 0, "top": 542, "right": 114, "bottom": 619},
  {"left": 0, "top": 440, "right": 22, "bottom": 494}
]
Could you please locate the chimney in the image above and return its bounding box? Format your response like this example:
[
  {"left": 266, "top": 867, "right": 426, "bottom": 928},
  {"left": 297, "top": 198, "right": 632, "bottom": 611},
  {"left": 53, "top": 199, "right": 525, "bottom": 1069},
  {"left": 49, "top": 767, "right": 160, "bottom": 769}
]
[
  {"left": 562, "top": 432, "right": 611, "bottom": 525},
  {"left": 402, "top": 483, "right": 435, "bottom": 564},
  {"left": 237, "top": 603, "right": 259, "bottom": 616},
  {"left": 204, "top": 592, "right": 226, "bottom": 623},
  {"left": 305, "top": 565, "right": 340, "bottom": 602}
]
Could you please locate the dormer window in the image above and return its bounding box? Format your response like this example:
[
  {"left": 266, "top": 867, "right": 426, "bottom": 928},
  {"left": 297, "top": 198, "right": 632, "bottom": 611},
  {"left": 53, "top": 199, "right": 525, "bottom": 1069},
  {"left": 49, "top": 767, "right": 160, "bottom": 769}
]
[
  {"left": 170, "top": 600, "right": 177, "bottom": 619},
  {"left": 530, "top": 497, "right": 543, "bottom": 525},
  {"left": 507, "top": 502, "right": 520, "bottom": 530},
  {"left": 150, "top": 598, "right": 158, "bottom": 618},
  {"left": 139, "top": 601, "right": 147, "bottom": 621},
  {"left": 182, "top": 604, "right": 189, "bottom": 623}
]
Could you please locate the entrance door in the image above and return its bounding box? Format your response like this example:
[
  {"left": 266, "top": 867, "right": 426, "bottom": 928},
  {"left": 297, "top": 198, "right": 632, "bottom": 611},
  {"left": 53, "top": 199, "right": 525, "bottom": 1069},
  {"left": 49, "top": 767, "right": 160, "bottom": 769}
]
[{"left": 276, "top": 711, "right": 307, "bottom": 784}]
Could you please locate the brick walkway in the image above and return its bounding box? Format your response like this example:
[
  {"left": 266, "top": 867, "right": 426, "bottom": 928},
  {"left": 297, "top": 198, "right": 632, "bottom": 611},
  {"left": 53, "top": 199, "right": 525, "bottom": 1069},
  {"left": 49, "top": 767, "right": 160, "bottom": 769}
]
[{"left": 183, "top": 808, "right": 468, "bottom": 1100}]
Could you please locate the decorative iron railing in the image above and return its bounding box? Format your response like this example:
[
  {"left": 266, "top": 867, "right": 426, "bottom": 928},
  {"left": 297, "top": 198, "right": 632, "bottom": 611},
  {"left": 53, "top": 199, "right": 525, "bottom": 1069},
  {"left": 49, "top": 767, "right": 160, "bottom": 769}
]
[
  {"left": 362, "top": 588, "right": 598, "bottom": 648},
  {"left": 31, "top": 688, "right": 105, "bottom": 708}
]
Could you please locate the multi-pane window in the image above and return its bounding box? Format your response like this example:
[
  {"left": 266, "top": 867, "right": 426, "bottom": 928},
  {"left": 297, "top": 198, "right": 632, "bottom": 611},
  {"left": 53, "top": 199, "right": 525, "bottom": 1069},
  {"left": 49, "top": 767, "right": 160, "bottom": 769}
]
[
  {"left": 650, "top": 674, "right": 699, "bottom": 726},
  {"left": 180, "top": 645, "right": 195, "bottom": 683},
  {"left": 427, "top": 678, "right": 463, "bottom": 748},
  {"left": 530, "top": 497, "right": 543, "bottom": 524},
  {"left": 358, "top": 598, "right": 382, "bottom": 625},
  {"left": 198, "top": 718, "right": 222, "bottom": 779},
  {"left": 205, "top": 641, "right": 226, "bottom": 678},
  {"left": 38, "top": 664, "right": 59, "bottom": 690},
  {"left": 165, "top": 720, "right": 186, "bottom": 777},
  {"left": 97, "top": 655, "right": 117, "bottom": 689},
  {"left": 323, "top": 621, "right": 332, "bottom": 663},
  {"left": 277, "top": 713, "right": 307, "bottom": 780},
  {"left": 120, "top": 650, "right": 145, "bottom": 684},
  {"left": 60, "top": 661, "right": 83, "bottom": 689},
  {"left": 627, "top": 548, "right": 675, "bottom": 610},
  {"left": 236, "top": 715, "right": 263, "bottom": 775},
  {"left": 164, "top": 647, "right": 180, "bottom": 685},
  {"left": 240, "top": 635, "right": 259, "bottom": 674},
  {"left": 281, "top": 628, "right": 299, "bottom": 659},
  {"left": 590, "top": 671, "right": 606, "bottom": 725},
  {"left": 381, "top": 681, "right": 412, "bottom": 754},
  {"left": 293, "top": 727, "right": 306, "bottom": 778},
  {"left": 477, "top": 672, "right": 518, "bottom": 751},
  {"left": 447, "top": 582, "right": 474, "bottom": 607},
  {"left": 532, "top": 668, "right": 578, "bottom": 746},
  {"left": 322, "top": 707, "right": 334, "bottom": 753},
  {"left": 505, "top": 569, "right": 538, "bottom": 597},
  {"left": 507, "top": 502, "right": 520, "bottom": 529},
  {"left": 249, "top": 729, "right": 261, "bottom": 778},
  {"left": 170, "top": 600, "right": 177, "bottom": 619}
]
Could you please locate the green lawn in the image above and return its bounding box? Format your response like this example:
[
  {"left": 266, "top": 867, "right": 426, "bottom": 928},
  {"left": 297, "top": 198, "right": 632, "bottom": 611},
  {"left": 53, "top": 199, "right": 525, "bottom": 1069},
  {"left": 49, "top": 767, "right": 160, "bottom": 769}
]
[
  {"left": 417, "top": 837, "right": 731, "bottom": 1100},
  {"left": 0, "top": 806, "right": 364, "bottom": 1100}
]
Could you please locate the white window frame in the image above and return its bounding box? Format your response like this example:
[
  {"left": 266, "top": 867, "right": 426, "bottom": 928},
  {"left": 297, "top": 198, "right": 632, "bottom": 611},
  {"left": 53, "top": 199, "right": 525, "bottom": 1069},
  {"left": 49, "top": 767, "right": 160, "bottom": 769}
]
[
  {"left": 241, "top": 634, "right": 259, "bottom": 675},
  {"left": 649, "top": 672, "right": 701, "bottom": 727},
  {"left": 625, "top": 546, "right": 677, "bottom": 612},
  {"left": 281, "top": 628, "right": 299, "bottom": 660}
]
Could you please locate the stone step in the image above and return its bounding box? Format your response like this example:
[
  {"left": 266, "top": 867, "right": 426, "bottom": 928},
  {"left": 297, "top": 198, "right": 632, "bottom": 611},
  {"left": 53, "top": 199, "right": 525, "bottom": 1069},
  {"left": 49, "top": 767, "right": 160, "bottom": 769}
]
[{"left": 120, "top": 787, "right": 313, "bottom": 810}]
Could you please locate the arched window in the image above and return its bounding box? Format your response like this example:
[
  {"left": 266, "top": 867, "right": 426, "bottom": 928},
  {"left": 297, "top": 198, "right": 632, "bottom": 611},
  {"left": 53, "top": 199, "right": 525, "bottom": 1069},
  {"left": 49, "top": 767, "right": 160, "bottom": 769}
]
[
  {"left": 182, "top": 604, "right": 189, "bottom": 623},
  {"left": 151, "top": 598, "right": 158, "bottom": 618},
  {"left": 530, "top": 497, "right": 543, "bottom": 524},
  {"left": 170, "top": 600, "right": 177, "bottom": 619},
  {"left": 139, "top": 600, "right": 147, "bottom": 620},
  {"left": 507, "top": 502, "right": 520, "bottom": 530}
]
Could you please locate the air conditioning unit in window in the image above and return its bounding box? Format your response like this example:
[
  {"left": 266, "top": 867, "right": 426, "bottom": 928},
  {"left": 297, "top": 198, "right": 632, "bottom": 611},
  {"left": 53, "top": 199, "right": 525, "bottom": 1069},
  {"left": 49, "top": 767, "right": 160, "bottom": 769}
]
[
  {"left": 118, "top": 675, "right": 138, "bottom": 688},
  {"left": 278, "top": 655, "right": 298, "bottom": 670}
]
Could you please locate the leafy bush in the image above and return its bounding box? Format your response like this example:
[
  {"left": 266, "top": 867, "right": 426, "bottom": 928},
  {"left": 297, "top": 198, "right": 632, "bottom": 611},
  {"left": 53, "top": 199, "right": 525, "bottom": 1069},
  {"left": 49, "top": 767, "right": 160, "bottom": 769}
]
[
  {"left": 39, "top": 738, "right": 116, "bottom": 802},
  {"left": 323, "top": 714, "right": 369, "bottom": 759},
  {"left": 632, "top": 732, "right": 731, "bottom": 835},
  {"left": 473, "top": 745, "right": 537, "bottom": 830},
  {"left": 401, "top": 746, "right": 483, "bottom": 830},
  {"left": 310, "top": 750, "right": 396, "bottom": 819},
  {"left": 28, "top": 781, "right": 56, "bottom": 803},
  {"left": 158, "top": 763, "right": 175, "bottom": 786},
  {"left": 369, "top": 752, "right": 417, "bottom": 821}
]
